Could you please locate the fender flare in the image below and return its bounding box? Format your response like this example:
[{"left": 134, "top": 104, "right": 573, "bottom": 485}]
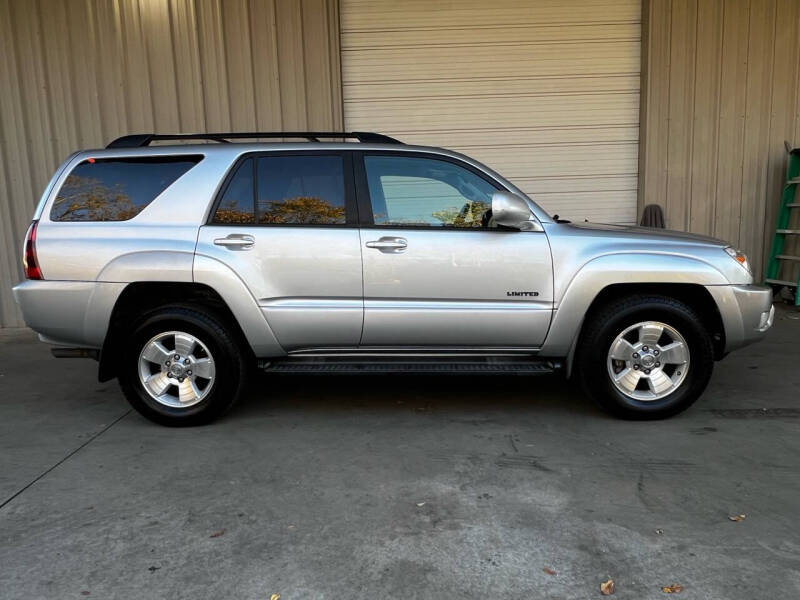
[
  {"left": 97, "top": 250, "right": 195, "bottom": 283},
  {"left": 97, "top": 253, "right": 285, "bottom": 381},
  {"left": 192, "top": 254, "right": 285, "bottom": 357},
  {"left": 540, "top": 252, "right": 729, "bottom": 372},
  {"left": 99, "top": 251, "right": 284, "bottom": 357}
]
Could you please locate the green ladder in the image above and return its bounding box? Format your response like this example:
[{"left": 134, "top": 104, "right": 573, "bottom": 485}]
[{"left": 765, "top": 142, "right": 800, "bottom": 305}]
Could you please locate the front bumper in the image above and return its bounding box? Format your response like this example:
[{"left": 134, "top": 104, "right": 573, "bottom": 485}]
[{"left": 706, "top": 284, "right": 774, "bottom": 353}]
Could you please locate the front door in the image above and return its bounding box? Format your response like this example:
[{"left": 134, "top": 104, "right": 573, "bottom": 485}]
[
  {"left": 196, "top": 151, "right": 363, "bottom": 351},
  {"left": 357, "top": 153, "right": 553, "bottom": 348}
]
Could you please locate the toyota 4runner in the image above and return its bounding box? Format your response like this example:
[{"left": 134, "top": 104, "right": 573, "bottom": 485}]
[{"left": 13, "top": 131, "right": 775, "bottom": 425}]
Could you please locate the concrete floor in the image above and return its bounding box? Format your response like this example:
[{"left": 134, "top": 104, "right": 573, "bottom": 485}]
[{"left": 1, "top": 307, "right": 799, "bottom": 600}]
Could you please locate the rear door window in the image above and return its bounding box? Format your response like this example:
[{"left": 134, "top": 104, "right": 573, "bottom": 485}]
[
  {"left": 211, "top": 158, "right": 256, "bottom": 224},
  {"left": 50, "top": 156, "right": 201, "bottom": 221},
  {"left": 256, "top": 155, "right": 346, "bottom": 225},
  {"left": 211, "top": 154, "right": 350, "bottom": 226}
]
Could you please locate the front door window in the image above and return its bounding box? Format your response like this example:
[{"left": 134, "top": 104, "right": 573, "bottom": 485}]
[{"left": 363, "top": 155, "right": 499, "bottom": 228}]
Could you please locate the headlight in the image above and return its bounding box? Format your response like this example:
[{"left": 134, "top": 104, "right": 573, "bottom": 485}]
[{"left": 724, "top": 246, "right": 751, "bottom": 274}]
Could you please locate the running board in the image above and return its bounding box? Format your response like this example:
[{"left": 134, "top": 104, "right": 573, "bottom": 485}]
[{"left": 261, "top": 357, "right": 561, "bottom": 375}]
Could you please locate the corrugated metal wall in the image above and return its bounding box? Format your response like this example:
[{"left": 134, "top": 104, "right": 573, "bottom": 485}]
[
  {"left": 639, "top": 0, "right": 800, "bottom": 279},
  {"left": 0, "top": 0, "right": 342, "bottom": 328},
  {"left": 340, "top": 0, "right": 642, "bottom": 226}
]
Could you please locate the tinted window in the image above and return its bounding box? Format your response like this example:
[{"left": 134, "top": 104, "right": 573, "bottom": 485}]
[
  {"left": 212, "top": 159, "right": 255, "bottom": 224},
  {"left": 364, "top": 155, "right": 499, "bottom": 228},
  {"left": 51, "top": 156, "right": 201, "bottom": 221},
  {"left": 257, "top": 155, "right": 345, "bottom": 225}
]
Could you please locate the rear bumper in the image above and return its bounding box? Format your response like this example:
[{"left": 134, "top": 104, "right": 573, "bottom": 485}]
[
  {"left": 12, "top": 280, "right": 126, "bottom": 348},
  {"left": 706, "top": 284, "right": 774, "bottom": 353}
]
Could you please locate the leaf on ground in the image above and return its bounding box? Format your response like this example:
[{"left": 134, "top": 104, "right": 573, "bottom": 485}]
[
  {"left": 210, "top": 529, "right": 226, "bottom": 538},
  {"left": 655, "top": 528, "right": 664, "bottom": 535},
  {"left": 416, "top": 502, "right": 426, "bottom": 507},
  {"left": 600, "top": 578, "right": 615, "bottom": 595},
  {"left": 728, "top": 514, "right": 746, "bottom": 522},
  {"left": 543, "top": 567, "right": 556, "bottom": 576},
  {"left": 270, "top": 594, "right": 281, "bottom": 600},
  {"left": 662, "top": 584, "right": 684, "bottom": 593}
]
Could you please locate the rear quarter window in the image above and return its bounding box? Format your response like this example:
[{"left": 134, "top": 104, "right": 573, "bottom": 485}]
[{"left": 50, "top": 155, "right": 202, "bottom": 221}]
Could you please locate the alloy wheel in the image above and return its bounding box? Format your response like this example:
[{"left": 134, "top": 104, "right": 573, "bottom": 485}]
[
  {"left": 606, "top": 321, "right": 690, "bottom": 401},
  {"left": 137, "top": 331, "right": 215, "bottom": 408}
]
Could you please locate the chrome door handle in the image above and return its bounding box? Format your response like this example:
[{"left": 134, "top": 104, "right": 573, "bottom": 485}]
[
  {"left": 365, "top": 237, "right": 407, "bottom": 253},
  {"left": 214, "top": 234, "right": 255, "bottom": 249}
]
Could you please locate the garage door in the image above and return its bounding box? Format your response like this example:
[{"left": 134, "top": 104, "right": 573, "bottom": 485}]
[{"left": 341, "top": 0, "right": 641, "bottom": 224}]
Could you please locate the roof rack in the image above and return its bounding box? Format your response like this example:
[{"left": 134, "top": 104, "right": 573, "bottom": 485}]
[{"left": 106, "top": 131, "right": 402, "bottom": 149}]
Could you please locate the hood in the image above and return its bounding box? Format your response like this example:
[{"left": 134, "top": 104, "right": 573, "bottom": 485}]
[{"left": 566, "top": 222, "right": 729, "bottom": 247}]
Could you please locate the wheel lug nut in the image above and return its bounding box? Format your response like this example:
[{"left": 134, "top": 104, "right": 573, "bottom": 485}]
[
  {"left": 174, "top": 354, "right": 180, "bottom": 360},
  {"left": 642, "top": 346, "right": 649, "bottom": 352},
  {"left": 654, "top": 349, "right": 660, "bottom": 356},
  {"left": 184, "top": 358, "right": 190, "bottom": 365},
  {"left": 633, "top": 364, "right": 640, "bottom": 370},
  {"left": 178, "top": 376, "right": 184, "bottom": 383},
  {"left": 632, "top": 353, "right": 640, "bottom": 359},
  {"left": 187, "top": 370, "right": 192, "bottom": 376},
  {"left": 644, "top": 369, "right": 651, "bottom": 374},
  {"left": 165, "top": 360, "right": 171, "bottom": 367},
  {"left": 655, "top": 362, "right": 660, "bottom": 367}
]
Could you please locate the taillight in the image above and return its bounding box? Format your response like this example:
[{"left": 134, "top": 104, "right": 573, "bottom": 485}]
[{"left": 23, "top": 221, "right": 43, "bottom": 280}]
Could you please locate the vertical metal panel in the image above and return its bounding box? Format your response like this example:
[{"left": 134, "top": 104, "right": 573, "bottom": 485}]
[
  {"left": 249, "top": 0, "right": 282, "bottom": 130},
  {"left": 688, "top": 0, "right": 723, "bottom": 236},
  {"left": 664, "top": 0, "right": 697, "bottom": 233},
  {"left": 738, "top": 0, "right": 777, "bottom": 269},
  {"left": 223, "top": 0, "right": 258, "bottom": 131},
  {"left": 638, "top": 0, "right": 672, "bottom": 214},
  {"left": 639, "top": 0, "right": 800, "bottom": 278},
  {"left": 713, "top": 0, "right": 750, "bottom": 246},
  {"left": 276, "top": 0, "right": 308, "bottom": 129},
  {"left": 0, "top": 0, "right": 342, "bottom": 327}
]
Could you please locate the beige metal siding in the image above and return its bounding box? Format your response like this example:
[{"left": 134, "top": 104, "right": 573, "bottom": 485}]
[
  {"left": 0, "top": 0, "right": 342, "bottom": 328},
  {"left": 340, "top": 0, "right": 642, "bottom": 225},
  {"left": 639, "top": 0, "right": 800, "bottom": 279}
]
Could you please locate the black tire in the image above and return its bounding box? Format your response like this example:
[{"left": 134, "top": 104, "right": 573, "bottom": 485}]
[
  {"left": 576, "top": 295, "right": 714, "bottom": 420},
  {"left": 118, "top": 305, "right": 249, "bottom": 426}
]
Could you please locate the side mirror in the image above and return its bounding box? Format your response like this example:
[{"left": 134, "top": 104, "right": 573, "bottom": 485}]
[{"left": 491, "top": 191, "right": 539, "bottom": 231}]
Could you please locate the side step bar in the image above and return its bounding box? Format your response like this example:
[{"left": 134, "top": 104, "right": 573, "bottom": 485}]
[{"left": 261, "top": 357, "right": 561, "bottom": 375}]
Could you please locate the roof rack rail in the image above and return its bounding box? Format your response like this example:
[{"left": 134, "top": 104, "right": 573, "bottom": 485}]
[{"left": 106, "top": 131, "right": 402, "bottom": 149}]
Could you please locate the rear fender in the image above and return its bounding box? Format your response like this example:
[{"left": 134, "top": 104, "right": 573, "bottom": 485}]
[
  {"left": 192, "top": 254, "right": 285, "bottom": 357},
  {"left": 98, "top": 250, "right": 284, "bottom": 357},
  {"left": 97, "top": 250, "right": 194, "bottom": 283},
  {"left": 97, "top": 253, "right": 284, "bottom": 381}
]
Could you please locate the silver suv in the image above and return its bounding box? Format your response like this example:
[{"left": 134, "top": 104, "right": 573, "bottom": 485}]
[{"left": 13, "top": 132, "right": 774, "bottom": 426}]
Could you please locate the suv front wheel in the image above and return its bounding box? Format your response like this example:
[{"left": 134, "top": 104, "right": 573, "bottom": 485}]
[
  {"left": 118, "top": 305, "right": 248, "bottom": 426},
  {"left": 576, "top": 295, "right": 714, "bottom": 419}
]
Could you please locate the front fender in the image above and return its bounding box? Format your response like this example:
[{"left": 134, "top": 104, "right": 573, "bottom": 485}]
[{"left": 540, "top": 252, "right": 730, "bottom": 359}]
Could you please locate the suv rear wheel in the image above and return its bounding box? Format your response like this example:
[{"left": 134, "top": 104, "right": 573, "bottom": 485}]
[
  {"left": 118, "top": 305, "right": 248, "bottom": 426},
  {"left": 576, "top": 295, "right": 714, "bottom": 419}
]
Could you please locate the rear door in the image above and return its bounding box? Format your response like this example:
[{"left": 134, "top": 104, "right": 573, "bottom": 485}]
[
  {"left": 356, "top": 152, "right": 553, "bottom": 348},
  {"left": 196, "top": 151, "right": 363, "bottom": 351}
]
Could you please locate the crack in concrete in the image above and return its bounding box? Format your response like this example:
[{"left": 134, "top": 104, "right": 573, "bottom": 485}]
[{"left": 0, "top": 409, "right": 132, "bottom": 511}]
